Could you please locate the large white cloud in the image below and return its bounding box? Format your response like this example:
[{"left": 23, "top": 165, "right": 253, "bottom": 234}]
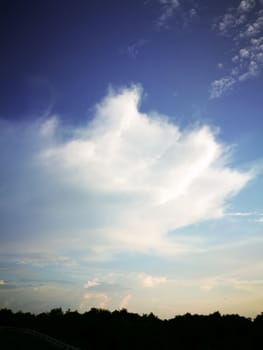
[{"left": 0, "top": 85, "right": 252, "bottom": 259}]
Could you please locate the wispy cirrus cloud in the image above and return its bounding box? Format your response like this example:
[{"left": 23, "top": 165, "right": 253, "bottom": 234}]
[
  {"left": 156, "top": 0, "right": 180, "bottom": 28},
  {"left": 154, "top": 0, "right": 197, "bottom": 29},
  {"left": 125, "top": 39, "right": 148, "bottom": 58},
  {"left": 226, "top": 211, "right": 263, "bottom": 217},
  {"left": 210, "top": 0, "right": 263, "bottom": 98}
]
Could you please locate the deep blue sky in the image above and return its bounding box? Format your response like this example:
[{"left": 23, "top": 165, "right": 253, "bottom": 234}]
[
  {"left": 0, "top": 0, "right": 263, "bottom": 317},
  {"left": 1, "top": 1, "right": 262, "bottom": 155}
]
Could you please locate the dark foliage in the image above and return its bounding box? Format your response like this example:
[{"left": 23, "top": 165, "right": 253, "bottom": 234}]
[{"left": 0, "top": 308, "right": 263, "bottom": 349}]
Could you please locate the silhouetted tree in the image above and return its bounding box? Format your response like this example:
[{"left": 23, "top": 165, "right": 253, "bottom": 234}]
[{"left": 1, "top": 308, "right": 263, "bottom": 349}]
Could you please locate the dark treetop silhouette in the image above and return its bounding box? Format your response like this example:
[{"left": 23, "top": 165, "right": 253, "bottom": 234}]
[{"left": 1, "top": 308, "right": 263, "bottom": 349}]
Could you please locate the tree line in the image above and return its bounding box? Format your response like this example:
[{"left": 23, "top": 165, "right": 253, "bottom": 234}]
[{"left": 1, "top": 308, "right": 263, "bottom": 349}]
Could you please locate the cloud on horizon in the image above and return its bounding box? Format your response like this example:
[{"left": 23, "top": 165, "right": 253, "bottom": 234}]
[{"left": 0, "top": 85, "right": 252, "bottom": 261}]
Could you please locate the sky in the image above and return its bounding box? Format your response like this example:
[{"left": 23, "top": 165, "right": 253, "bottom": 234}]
[{"left": 0, "top": 0, "right": 263, "bottom": 319}]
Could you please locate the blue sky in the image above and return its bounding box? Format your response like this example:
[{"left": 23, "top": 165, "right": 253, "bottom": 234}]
[{"left": 0, "top": 0, "right": 263, "bottom": 318}]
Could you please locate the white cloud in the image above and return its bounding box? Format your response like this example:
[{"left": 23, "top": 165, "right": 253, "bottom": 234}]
[
  {"left": 189, "top": 8, "right": 197, "bottom": 18},
  {"left": 226, "top": 211, "right": 258, "bottom": 216},
  {"left": 119, "top": 294, "right": 132, "bottom": 309},
  {"left": 232, "top": 55, "right": 239, "bottom": 63},
  {"left": 9, "top": 253, "right": 74, "bottom": 267},
  {"left": 238, "top": 0, "right": 256, "bottom": 13},
  {"left": 225, "top": 211, "right": 263, "bottom": 223},
  {"left": 239, "top": 60, "right": 260, "bottom": 80},
  {"left": 256, "top": 52, "right": 263, "bottom": 62},
  {"left": 240, "top": 12, "right": 263, "bottom": 38},
  {"left": 156, "top": 0, "right": 180, "bottom": 28},
  {"left": 200, "top": 276, "right": 263, "bottom": 293},
  {"left": 209, "top": 77, "right": 236, "bottom": 99},
  {"left": 126, "top": 39, "right": 148, "bottom": 59},
  {"left": 84, "top": 278, "right": 99, "bottom": 289},
  {"left": 215, "top": 1, "right": 255, "bottom": 34},
  {"left": 154, "top": 0, "right": 198, "bottom": 30},
  {"left": 141, "top": 274, "right": 167, "bottom": 287},
  {"left": 218, "top": 13, "right": 237, "bottom": 33},
  {"left": 240, "top": 48, "right": 250, "bottom": 58},
  {"left": 231, "top": 67, "right": 240, "bottom": 75},
  {"left": 0, "top": 86, "right": 252, "bottom": 260},
  {"left": 39, "top": 116, "right": 58, "bottom": 137},
  {"left": 80, "top": 292, "right": 109, "bottom": 310},
  {"left": 211, "top": 3, "right": 263, "bottom": 98}
]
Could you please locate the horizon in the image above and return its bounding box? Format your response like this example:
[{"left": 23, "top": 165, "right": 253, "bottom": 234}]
[
  {"left": 0, "top": 0, "right": 263, "bottom": 319},
  {"left": 1, "top": 306, "right": 263, "bottom": 320}
]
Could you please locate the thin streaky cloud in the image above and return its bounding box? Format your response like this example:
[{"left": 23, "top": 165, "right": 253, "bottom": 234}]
[
  {"left": 125, "top": 39, "right": 148, "bottom": 58},
  {"left": 225, "top": 211, "right": 261, "bottom": 216}
]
